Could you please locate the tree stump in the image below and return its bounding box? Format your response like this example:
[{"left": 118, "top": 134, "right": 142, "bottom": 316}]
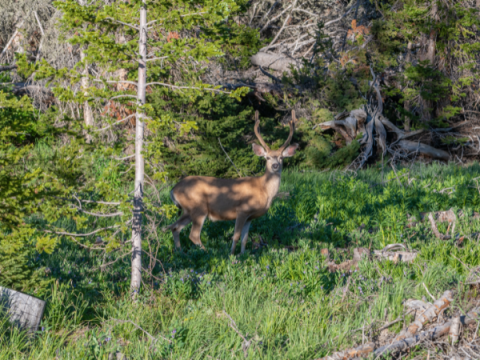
[{"left": 0, "top": 286, "right": 46, "bottom": 333}]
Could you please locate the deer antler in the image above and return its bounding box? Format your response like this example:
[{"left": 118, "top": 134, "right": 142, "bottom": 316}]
[
  {"left": 254, "top": 111, "right": 270, "bottom": 151},
  {"left": 279, "top": 110, "right": 296, "bottom": 152}
]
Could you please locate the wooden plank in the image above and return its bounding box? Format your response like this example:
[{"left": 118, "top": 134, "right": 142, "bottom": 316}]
[{"left": 0, "top": 286, "right": 46, "bottom": 333}]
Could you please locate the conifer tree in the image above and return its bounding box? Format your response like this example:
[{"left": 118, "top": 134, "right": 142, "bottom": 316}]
[{"left": 32, "top": 0, "right": 255, "bottom": 295}]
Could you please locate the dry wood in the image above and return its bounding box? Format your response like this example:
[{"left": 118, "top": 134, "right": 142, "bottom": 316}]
[
  {"left": 328, "top": 245, "right": 417, "bottom": 273},
  {"left": 397, "top": 140, "right": 450, "bottom": 160},
  {"left": 315, "top": 291, "right": 454, "bottom": 360},
  {"left": 406, "top": 209, "right": 480, "bottom": 228},
  {"left": 250, "top": 52, "right": 298, "bottom": 72},
  {"left": 0, "top": 286, "right": 46, "bottom": 334},
  {"left": 372, "top": 307, "right": 480, "bottom": 358},
  {"left": 428, "top": 212, "right": 452, "bottom": 240}
]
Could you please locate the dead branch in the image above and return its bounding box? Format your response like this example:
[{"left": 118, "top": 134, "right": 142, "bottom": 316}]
[
  {"left": 372, "top": 307, "right": 480, "bottom": 358},
  {"left": 0, "top": 65, "right": 17, "bottom": 72},
  {"left": 315, "top": 291, "right": 455, "bottom": 360},
  {"left": 250, "top": 52, "right": 298, "bottom": 72},
  {"left": 428, "top": 212, "right": 452, "bottom": 240},
  {"left": 110, "top": 318, "right": 171, "bottom": 343}
]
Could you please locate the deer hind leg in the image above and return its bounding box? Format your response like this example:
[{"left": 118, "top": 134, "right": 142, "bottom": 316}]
[
  {"left": 189, "top": 214, "right": 207, "bottom": 250},
  {"left": 231, "top": 214, "right": 249, "bottom": 255},
  {"left": 169, "top": 214, "right": 191, "bottom": 251},
  {"left": 240, "top": 220, "right": 252, "bottom": 255}
]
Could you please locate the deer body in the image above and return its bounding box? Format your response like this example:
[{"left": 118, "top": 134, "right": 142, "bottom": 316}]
[{"left": 166, "top": 111, "right": 298, "bottom": 255}]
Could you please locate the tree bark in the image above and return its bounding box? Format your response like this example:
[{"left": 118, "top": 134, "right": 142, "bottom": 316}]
[
  {"left": 80, "top": 50, "right": 94, "bottom": 142},
  {"left": 404, "top": 41, "right": 413, "bottom": 131},
  {"left": 79, "top": 0, "right": 94, "bottom": 142},
  {"left": 130, "top": 0, "right": 147, "bottom": 296},
  {"left": 419, "top": 1, "right": 439, "bottom": 122}
]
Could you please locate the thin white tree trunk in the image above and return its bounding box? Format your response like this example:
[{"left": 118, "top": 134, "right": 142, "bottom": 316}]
[
  {"left": 130, "top": 0, "right": 147, "bottom": 296},
  {"left": 80, "top": 50, "right": 94, "bottom": 142},
  {"left": 78, "top": 0, "right": 94, "bottom": 142}
]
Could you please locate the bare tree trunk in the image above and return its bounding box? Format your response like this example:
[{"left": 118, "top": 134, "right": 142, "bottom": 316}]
[
  {"left": 79, "top": 0, "right": 94, "bottom": 142},
  {"left": 404, "top": 41, "right": 413, "bottom": 131},
  {"left": 426, "top": 1, "right": 438, "bottom": 64},
  {"left": 80, "top": 50, "right": 94, "bottom": 142},
  {"left": 419, "top": 1, "right": 438, "bottom": 123},
  {"left": 130, "top": 0, "right": 147, "bottom": 296}
]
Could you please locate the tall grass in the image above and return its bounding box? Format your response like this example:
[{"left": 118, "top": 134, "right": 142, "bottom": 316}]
[{"left": 1, "top": 162, "right": 480, "bottom": 359}]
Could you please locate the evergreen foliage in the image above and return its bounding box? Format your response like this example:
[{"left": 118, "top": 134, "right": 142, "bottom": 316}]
[{"left": 0, "top": 87, "right": 53, "bottom": 294}]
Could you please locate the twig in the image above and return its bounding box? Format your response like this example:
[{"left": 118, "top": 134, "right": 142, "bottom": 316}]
[
  {"left": 223, "top": 310, "right": 251, "bottom": 357},
  {"left": 218, "top": 138, "right": 243, "bottom": 177},
  {"left": 92, "top": 250, "right": 133, "bottom": 271},
  {"left": 0, "top": 29, "right": 18, "bottom": 59},
  {"left": 259, "top": 66, "right": 282, "bottom": 84},
  {"left": 390, "top": 162, "right": 404, "bottom": 188},
  {"left": 428, "top": 213, "right": 452, "bottom": 240},
  {"left": 422, "top": 283, "right": 436, "bottom": 302},
  {"left": 110, "top": 319, "right": 171, "bottom": 343},
  {"left": 44, "top": 226, "right": 119, "bottom": 238},
  {"left": 34, "top": 12, "right": 45, "bottom": 36}
]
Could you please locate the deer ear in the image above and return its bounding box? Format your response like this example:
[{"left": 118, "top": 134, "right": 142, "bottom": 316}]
[
  {"left": 282, "top": 143, "right": 299, "bottom": 157},
  {"left": 252, "top": 143, "right": 267, "bottom": 157}
]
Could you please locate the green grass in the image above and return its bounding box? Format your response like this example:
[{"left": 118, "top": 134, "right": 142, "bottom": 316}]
[{"left": 2, "top": 162, "right": 480, "bottom": 359}]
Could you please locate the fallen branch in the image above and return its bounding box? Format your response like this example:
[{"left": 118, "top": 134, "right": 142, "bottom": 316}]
[
  {"left": 0, "top": 65, "right": 17, "bottom": 72},
  {"left": 110, "top": 319, "right": 171, "bottom": 343},
  {"left": 372, "top": 307, "right": 480, "bottom": 358},
  {"left": 327, "top": 245, "right": 417, "bottom": 273},
  {"left": 397, "top": 140, "right": 450, "bottom": 161},
  {"left": 250, "top": 52, "right": 298, "bottom": 72},
  {"left": 428, "top": 212, "right": 452, "bottom": 240},
  {"left": 314, "top": 291, "right": 454, "bottom": 360}
]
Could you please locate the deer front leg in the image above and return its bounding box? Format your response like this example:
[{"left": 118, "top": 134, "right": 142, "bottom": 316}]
[
  {"left": 240, "top": 220, "right": 252, "bottom": 255},
  {"left": 231, "top": 214, "right": 249, "bottom": 255}
]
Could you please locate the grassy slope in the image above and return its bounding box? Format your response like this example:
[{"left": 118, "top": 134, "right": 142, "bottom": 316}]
[{"left": 2, "top": 162, "right": 480, "bottom": 359}]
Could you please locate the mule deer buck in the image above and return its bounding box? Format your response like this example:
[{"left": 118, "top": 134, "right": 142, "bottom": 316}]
[{"left": 165, "top": 110, "right": 298, "bottom": 255}]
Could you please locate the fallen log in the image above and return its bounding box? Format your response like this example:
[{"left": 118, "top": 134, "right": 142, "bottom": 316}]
[
  {"left": 372, "top": 307, "right": 480, "bottom": 358},
  {"left": 314, "top": 291, "right": 455, "bottom": 360},
  {"left": 326, "top": 245, "right": 417, "bottom": 273},
  {"left": 250, "top": 52, "right": 299, "bottom": 73},
  {"left": 397, "top": 140, "right": 450, "bottom": 160},
  {"left": 0, "top": 286, "right": 46, "bottom": 334},
  {"left": 0, "top": 65, "right": 17, "bottom": 72}
]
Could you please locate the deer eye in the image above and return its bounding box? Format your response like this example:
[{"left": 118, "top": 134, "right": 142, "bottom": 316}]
[
  {"left": 266, "top": 157, "right": 271, "bottom": 160},
  {"left": 279, "top": 157, "right": 283, "bottom": 161}
]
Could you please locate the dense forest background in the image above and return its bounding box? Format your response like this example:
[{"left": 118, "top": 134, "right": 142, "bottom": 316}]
[{"left": 1, "top": 0, "right": 480, "bottom": 295}]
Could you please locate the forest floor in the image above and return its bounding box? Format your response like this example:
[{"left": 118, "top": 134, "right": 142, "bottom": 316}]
[{"left": 2, "top": 162, "right": 480, "bottom": 359}]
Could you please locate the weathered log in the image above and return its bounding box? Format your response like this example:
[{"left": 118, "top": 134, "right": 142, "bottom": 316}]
[
  {"left": 372, "top": 307, "right": 480, "bottom": 358},
  {"left": 0, "top": 286, "right": 46, "bottom": 334},
  {"left": 250, "top": 52, "right": 299, "bottom": 72},
  {"left": 327, "top": 246, "right": 415, "bottom": 273},
  {"left": 314, "top": 291, "right": 454, "bottom": 360},
  {"left": 373, "top": 250, "right": 417, "bottom": 263},
  {"left": 397, "top": 140, "right": 450, "bottom": 160},
  {"left": 0, "top": 65, "right": 17, "bottom": 72}
]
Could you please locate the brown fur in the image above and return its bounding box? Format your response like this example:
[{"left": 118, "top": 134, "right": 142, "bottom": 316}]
[{"left": 166, "top": 111, "right": 299, "bottom": 255}]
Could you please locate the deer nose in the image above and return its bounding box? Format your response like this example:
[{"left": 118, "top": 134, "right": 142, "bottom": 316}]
[{"left": 272, "top": 163, "right": 279, "bottom": 170}]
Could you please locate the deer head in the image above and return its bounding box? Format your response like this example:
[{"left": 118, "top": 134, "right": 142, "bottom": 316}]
[{"left": 252, "top": 110, "right": 299, "bottom": 173}]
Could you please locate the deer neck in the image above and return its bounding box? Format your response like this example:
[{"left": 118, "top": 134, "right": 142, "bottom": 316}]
[{"left": 262, "top": 171, "right": 281, "bottom": 207}]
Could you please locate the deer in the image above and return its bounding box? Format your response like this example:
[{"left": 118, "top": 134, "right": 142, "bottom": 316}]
[{"left": 165, "top": 110, "right": 299, "bottom": 255}]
